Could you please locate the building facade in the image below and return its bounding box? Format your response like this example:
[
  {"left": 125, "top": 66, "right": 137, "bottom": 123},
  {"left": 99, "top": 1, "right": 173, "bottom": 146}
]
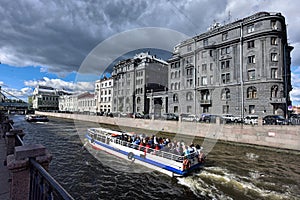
[
  {"left": 168, "top": 12, "right": 293, "bottom": 117},
  {"left": 95, "top": 77, "right": 113, "bottom": 113},
  {"left": 32, "top": 85, "right": 59, "bottom": 110},
  {"left": 112, "top": 52, "right": 168, "bottom": 114},
  {"left": 77, "top": 92, "right": 96, "bottom": 114},
  {"left": 58, "top": 94, "right": 79, "bottom": 112}
]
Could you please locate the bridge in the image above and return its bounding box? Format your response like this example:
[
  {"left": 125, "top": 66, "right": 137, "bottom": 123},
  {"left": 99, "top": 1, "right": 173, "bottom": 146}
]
[{"left": 0, "top": 86, "right": 30, "bottom": 114}]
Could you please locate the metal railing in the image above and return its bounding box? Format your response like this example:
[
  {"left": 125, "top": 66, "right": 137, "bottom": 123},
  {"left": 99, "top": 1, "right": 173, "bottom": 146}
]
[
  {"left": 90, "top": 132, "right": 198, "bottom": 162},
  {"left": 29, "top": 158, "right": 74, "bottom": 200},
  {"left": 9, "top": 123, "right": 74, "bottom": 200}
]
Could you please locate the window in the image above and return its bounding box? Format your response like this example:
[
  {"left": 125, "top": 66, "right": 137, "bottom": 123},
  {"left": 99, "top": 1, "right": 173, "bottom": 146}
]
[
  {"left": 175, "top": 82, "right": 179, "bottom": 90},
  {"left": 223, "top": 105, "right": 229, "bottom": 114},
  {"left": 174, "top": 106, "right": 178, "bottom": 113},
  {"left": 136, "top": 97, "right": 141, "bottom": 104},
  {"left": 209, "top": 50, "right": 213, "bottom": 57},
  {"left": 201, "top": 77, "right": 207, "bottom": 85},
  {"left": 186, "top": 92, "right": 193, "bottom": 101},
  {"left": 171, "top": 83, "right": 174, "bottom": 90},
  {"left": 210, "top": 63, "right": 213, "bottom": 71},
  {"left": 248, "top": 70, "right": 256, "bottom": 80},
  {"left": 221, "top": 88, "right": 230, "bottom": 100},
  {"left": 249, "top": 105, "right": 255, "bottom": 114},
  {"left": 201, "top": 51, "right": 206, "bottom": 58},
  {"left": 173, "top": 94, "right": 178, "bottom": 102},
  {"left": 248, "top": 55, "right": 256, "bottom": 64},
  {"left": 186, "top": 56, "right": 193, "bottom": 64},
  {"left": 248, "top": 40, "right": 255, "bottom": 48},
  {"left": 247, "top": 86, "right": 257, "bottom": 99},
  {"left": 187, "top": 44, "right": 192, "bottom": 52},
  {"left": 171, "top": 72, "right": 175, "bottom": 79},
  {"left": 271, "top": 68, "right": 278, "bottom": 79},
  {"left": 271, "top": 53, "right": 278, "bottom": 62},
  {"left": 271, "top": 20, "right": 277, "bottom": 30},
  {"left": 271, "top": 37, "right": 278, "bottom": 45},
  {"left": 187, "top": 106, "right": 192, "bottom": 113},
  {"left": 222, "top": 33, "right": 228, "bottom": 41},
  {"left": 202, "top": 64, "right": 207, "bottom": 72},
  {"left": 221, "top": 60, "right": 230, "bottom": 69},
  {"left": 203, "top": 39, "right": 208, "bottom": 46},
  {"left": 221, "top": 73, "right": 230, "bottom": 84},
  {"left": 187, "top": 79, "right": 193, "bottom": 87},
  {"left": 247, "top": 24, "right": 255, "bottom": 33},
  {"left": 271, "top": 85, "right": 279, "bottom": 98},
  {"left": 221, "top": 48, "right": 226, "bottom": 55},
  {"left": 186, "top": 68, "right": 193, "bottom": 76}
]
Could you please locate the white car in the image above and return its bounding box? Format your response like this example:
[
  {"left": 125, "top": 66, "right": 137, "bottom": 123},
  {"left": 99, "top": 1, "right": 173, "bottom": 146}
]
[
  {"left": 181, "top": 114, "right": 200, "bottom": 122},
  {"left": 222, "top": 114, "right": 242, "bottom": 123},
  {"left": 244, "top": 115, "right": 258, "bottom": 125}
]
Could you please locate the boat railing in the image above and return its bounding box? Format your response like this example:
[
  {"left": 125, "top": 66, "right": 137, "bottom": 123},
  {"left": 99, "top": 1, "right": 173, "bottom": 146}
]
[{"left": 89, "top": 131, "right": 198, "bottom": 163}]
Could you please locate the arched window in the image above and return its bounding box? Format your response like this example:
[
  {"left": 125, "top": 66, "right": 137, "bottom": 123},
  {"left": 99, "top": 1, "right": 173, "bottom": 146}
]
[
  {"left": 173, "top": 93, "right": 178, "bottom": 102},
  {"left": 247, "top": 86, "right": 257, "bottom": 99},
  {"left": 126, "top": 97, "right": 130, "bottom": 104},
  {"left": 136, "top": 97, "right": 141, "bottom": 104},
  {"left": 221, "top": 88, "right": 230, "bottom": 100},
  {"left": 186, "top": 92, "right": 193, "bottom": 101},
  {"left": 171, "top": 83, "right": 174, "bottom": 90},
  {"left": 175, "top": 83, "right": 178, "bottom": 90},
  {"left": 271, "top": 85, "right": 278, "bottom": 98},
  {"left": 171, "top": 72, "right": 175, "bottom": 79},
  {"left": 175, "top": 71, "right": 178, "bottom": 78}
]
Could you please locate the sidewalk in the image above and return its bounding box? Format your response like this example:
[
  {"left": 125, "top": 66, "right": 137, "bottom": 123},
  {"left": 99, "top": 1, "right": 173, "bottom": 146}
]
[{"left": 0, "top": 127, "right": 9, "bottom": 200}]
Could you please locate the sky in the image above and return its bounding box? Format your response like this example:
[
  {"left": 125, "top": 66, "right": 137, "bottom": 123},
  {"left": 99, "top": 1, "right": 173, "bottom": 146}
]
[{"left": 0, "top": 0, "right": 300, "bottom": 104}]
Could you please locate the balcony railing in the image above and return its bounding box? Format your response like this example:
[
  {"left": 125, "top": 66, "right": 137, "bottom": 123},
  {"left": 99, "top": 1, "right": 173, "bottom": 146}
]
[
  {"left": 200, "top": 99, "right": 212, "bottom": 105},
  {"left": 270, "top": 97, "right": 286, "bottom": 103}
]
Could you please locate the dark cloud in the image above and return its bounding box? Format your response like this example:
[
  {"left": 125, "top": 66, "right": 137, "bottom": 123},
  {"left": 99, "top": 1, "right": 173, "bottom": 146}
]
[{"left": 0, "top": 0, "right": 227, "bottom": 76}]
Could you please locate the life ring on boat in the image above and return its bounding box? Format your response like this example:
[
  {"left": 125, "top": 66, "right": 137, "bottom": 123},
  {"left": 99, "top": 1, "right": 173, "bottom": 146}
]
[
  {"left": 128, "top": 152, "right": 135, "bottom": 160},
  {"left": 183, "top": 159, "right": 191, "bottom": 170}
]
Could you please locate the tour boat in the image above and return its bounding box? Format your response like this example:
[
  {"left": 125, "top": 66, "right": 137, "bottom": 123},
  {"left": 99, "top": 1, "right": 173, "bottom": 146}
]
[
  {"left": 86, "top": 128, "right": 205, "bottom": 177},
  {"left": 25, "top": 115, "right": 49, "bottom": 122}
]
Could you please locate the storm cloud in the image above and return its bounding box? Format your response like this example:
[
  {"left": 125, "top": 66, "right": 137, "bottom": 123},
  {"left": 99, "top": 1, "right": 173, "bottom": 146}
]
[{"left": 0, "top": 0, "right": 300, "bottom": 103}]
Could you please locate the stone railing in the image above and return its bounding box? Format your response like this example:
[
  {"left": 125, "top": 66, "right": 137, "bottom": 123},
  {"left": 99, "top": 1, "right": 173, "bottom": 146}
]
[{"left": 1, "top": 115, "right": 73, "bottom": 200}]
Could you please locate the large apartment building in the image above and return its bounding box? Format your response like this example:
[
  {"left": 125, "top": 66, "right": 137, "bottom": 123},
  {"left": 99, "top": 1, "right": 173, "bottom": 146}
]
[
  {"left": 112, "top": 52, "right": 168, "bottom": 114},
  {"left": 168, "top": 12, "right": 293, "bottom": 117}
]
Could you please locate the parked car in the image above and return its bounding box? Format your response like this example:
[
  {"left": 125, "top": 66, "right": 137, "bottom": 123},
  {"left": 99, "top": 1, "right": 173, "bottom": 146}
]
[
  {"left": 200, "top": 114, "right": 219, "bottom": 123},
  {"left": 133, "top": 113, "right": 144, "bottom": 119},
  {"left": 244, "top": 115, "right": 258, "bottom": 125},
  {"left": 181, "top": 114, "right": 200, "bottom": 122},
  {"left": 161, "top": 113, "right": 179, "bottom": 121},
  {"left": 263, "top": 115, "right": 287, "bottom": 125},
  {"left": 222, "top": 114, "right": 242, "bottom": 123}
]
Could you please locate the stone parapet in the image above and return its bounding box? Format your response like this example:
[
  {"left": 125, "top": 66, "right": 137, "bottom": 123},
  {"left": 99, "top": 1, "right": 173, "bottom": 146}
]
[
  {"left": 36, "top": 111, "right": 300, "bottom": 151},
  {"left": 7, "top": 144, "right": 52, "bottom": 200}
]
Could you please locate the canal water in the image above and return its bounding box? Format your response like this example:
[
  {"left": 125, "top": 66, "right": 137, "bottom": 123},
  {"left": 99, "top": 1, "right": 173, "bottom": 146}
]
[{"left": 11, "top": 115, "right": 300, "bottom": 200}]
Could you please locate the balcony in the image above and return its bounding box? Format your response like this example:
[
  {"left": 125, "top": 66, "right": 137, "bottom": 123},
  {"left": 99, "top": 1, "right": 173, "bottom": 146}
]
[
  {"left": 270, "top": 97, "right": 286, "bottom": 104},
  {"left": 200, "top": 99, "right": 212, "bottom": 105}
]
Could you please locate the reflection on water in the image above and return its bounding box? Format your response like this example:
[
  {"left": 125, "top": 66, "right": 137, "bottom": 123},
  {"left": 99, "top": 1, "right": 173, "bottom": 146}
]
[{"left": 11, "top": 115, "right": 300, "bottom": 200}]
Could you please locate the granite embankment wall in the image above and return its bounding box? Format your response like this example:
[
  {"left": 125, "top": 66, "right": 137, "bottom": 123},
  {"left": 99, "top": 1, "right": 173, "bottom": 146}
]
[{"left": 36, "top": 111, "right": 300, "bottom": 151}]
